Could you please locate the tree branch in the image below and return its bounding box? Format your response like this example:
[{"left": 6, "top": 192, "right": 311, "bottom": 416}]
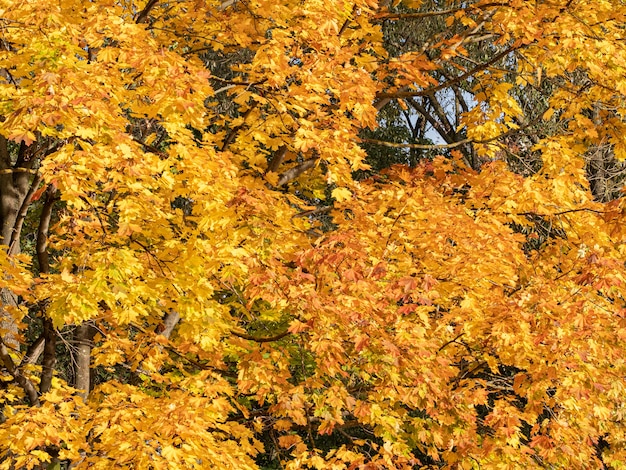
[
  {"left": 405, "top": 97, "right": 456, "bottom": 144},
  {"left": 132, "top": 136, "right": 167, "bottom": 158},
  {"left": 375, "top": 45, "right": 519, "bottom": 101},
  {"left": 8, "top": 173, "right": 42, "bottom": 255},
  {"left": 36, "top": 185, "right": 55, "bottom": 274},
  {"left": 221, "top": 104, "right": 257, "bottom": 151},
  {"left": 0, "top": 340, "right": 39, "bottom": 405},
  {"left": 218, "top": 0, "right": 239, "bottom": 11},
  {"left": 232, "top": 329, "right": 291, "bottom": 343},
  {"left": 158, "top": 310, "right": 180, "bottom": 340},
  {"left": 39, "top": 318, "right": 56, "bottom": 394},
  {"left": 37, "top": 186, "right": 57, "bottom": 394},
  {"left": 266, "top": 145, "right": 288, "bottom": 174},
  {"left": 130, "top": 320, "right": 237, "bottom": 377},
  {"left": 0, "top": 135, "right": 9, "bottom": 170},
  {"left": 361, "top": 137, "right": 470, "bottom": 150},
  {"left": 363, "top": 104, "right": 546, "bottom": 150},
  {"left": 338, "top": 5, "right": 357, "bottom": 37},
  {"left": 374, "top": 3, "right": 507, "bottom": 21},
  {"left": 74, "top": 322, "right": 93, "bottom": 400},
  {"left": 135, "top": 0, "right": 159, "bottom": 24},
  {"left": 20, "top": 334, "right": 44, "bottom": 366},
  {"left": 277, "top": 159, "right": 317, "bottom": 186}
]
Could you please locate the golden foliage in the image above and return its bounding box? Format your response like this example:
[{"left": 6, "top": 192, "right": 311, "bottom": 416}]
[{"left": 0, "top": 0, "right": 625, "bottom": 468}]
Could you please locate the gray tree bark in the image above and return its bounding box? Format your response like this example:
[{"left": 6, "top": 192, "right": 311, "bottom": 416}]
[
  {"left": 74, "top": 322, "right": 93, "bottom": 400},
  {"left": 0, "top": 136, "right": 35, "bottom": 351}
]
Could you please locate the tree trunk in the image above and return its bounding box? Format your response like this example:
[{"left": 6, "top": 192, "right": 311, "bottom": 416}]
[
  {"left": 74, "top": 322, "right": 93, "bottom": 400},
  {"left": 0, "top": 137, "right": 33, "bottom": 350}
]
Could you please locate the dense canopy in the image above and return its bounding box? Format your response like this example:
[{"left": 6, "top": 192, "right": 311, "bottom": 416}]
[{"left": 0, "top": 0, "right": 626, "bottom": 468}]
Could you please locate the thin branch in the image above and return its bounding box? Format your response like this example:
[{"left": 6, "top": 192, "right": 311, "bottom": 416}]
[
  {"left": 375, "top": 6, "right": 466, "bottom": 20},
  {"left": 375, "top": 45, "right": 519, "bottom": 101},
  {"left": 438, "top": 333, "right": 464, "bottom": 352},
  {"left": 214, "top": 84, "right": 237, "bottom": 95},
  {"left": 361, "top": 110, "right": 545, "bottom": 150},
  {"left": 361, "top": 138, "right": 469, "bottom": 150},
  {"left": 513, "top": 208, "right": 606, "bottom": 217},
  {"left": 277, "top": 159, "right": 317, "bottom": 186},
  {"left": 405, "top": 97, "right": 457, "bottom": 143},
  {"left": 8, "top": 173, "right": 42, "bottom": 255},
  {"left": 157, "top": 310, "right": 180, "bottom": 340},
  {"left": 36, "top": 185, "right": 55, "bottom": 274},
  {"left": 292, "top": 206, "right": 332, "bottom": 219},
  {"left": 39, "top": 318, "right": 56, "bottom": 394},
  {"left": 266, "top": 145, "right": 288, "bottom": 174},
  {"left": 132, "top": 136, "right": 167, "bottom": 158},
  {"left": 375, "top": 2, "right": 507, "bottom": 21},
  {"left": 221, "top": 104, "right": 257, "bottom": 151},
  {"left": 135, "top": 0, "right": 159, "bottom": 24},
  {"left": 338, "top": 5, "right": 357, "bottom": 37},
  {"left": 20, "top": 334, "right": 44, "bottom": 366},
  {"left": 0, "top": 340, "right": 39, "bottom": 405},
  {"left": 129, "top": 321, "right": 237, "bottom": 377},
  {"left": 232, "top": 329, "right": 291, "bottom": 343},
  {"left": 210, "top": 76, "right": 268, "bottom": 87}
]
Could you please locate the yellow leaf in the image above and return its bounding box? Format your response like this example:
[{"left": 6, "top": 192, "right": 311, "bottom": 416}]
[{"left": 332, "top": 187, "right": 352, "bottom": 202}]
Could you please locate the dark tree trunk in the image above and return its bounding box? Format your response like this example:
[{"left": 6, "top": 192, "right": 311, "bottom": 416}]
[{"left": 0, "top": 137, "right": 33, "bottom": 350}]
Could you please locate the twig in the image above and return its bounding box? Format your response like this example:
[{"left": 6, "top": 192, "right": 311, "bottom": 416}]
[
  {"left": 376, "top": 45, "right": 519, "bottom": 101},
  {"left": 221, "top": 104, "right": 257, "bottom": 151},
  {"left": 232, "top": 329, "right": 291, "bottom": 343},
  {"left": 438, "top": 333, "right": 464, "bottom": 352},
  {"left": 135, "top": 0, "right": 159, "bottom": 24},
  {"left": 0, "top": 339, "right": 39, "bottom": 405},
  {"left": 361, "top": 138, "right": 469, "bottom": 150},
  {"left": 374, "top": 2, "right": 507, "bottom": 21}
]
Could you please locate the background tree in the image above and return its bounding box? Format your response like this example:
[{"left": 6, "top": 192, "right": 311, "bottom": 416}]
[{"left": 0, "top": 0, "right": 625, "bottom": 469}]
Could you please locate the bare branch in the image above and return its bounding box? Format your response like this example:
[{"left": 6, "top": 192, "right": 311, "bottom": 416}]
[
  {"left": 232, "top": 329, "right": 291, "bottom": 343},
  {"left": 0, "top": 135, "right": 9, "bottom": 169},
  {"left": 374, "top": 2, "right": 507, "bottom": 21},
  {"left": 158, "top": 310, "right": 180, "bottom": 340},
  {"left": 135, "top": 0, "right": 159, "bottom": 24},
  {"left": 277, "top": 159, "right": 317, "bottom": 186},
  {"left": 132, "top": 136, "right": 167, "bottom": 158},
  {"left": 375, "top": 45, "right": 519, "bottom": 101},
  {"left": 361, "top": 112, "right": 544, "bottom": 150},
  {"left": 218, "top": 0, "right": 238, "bottom": 11},
  {"left": 20, "top": 334, "right": 45, "bottom": 366},
  {"left": 39, "top": 318, "right": 56, "bottom": 394},
  {"left": 0, "top": 340, "right": 39, "bottom": 405},
  {"left": 361, "top": 137, "right": 470, "bottom": 150},
  {"left": 221, "top": 104, "right": 257, "bottom": 151},
  {"left": 36, "top": 185, "right": 56, "bottom": 274},
  {"left": 266, "top": 145, "right": 288, "bottom": 174},
  {"left": 8, "top": 173, "right": 42, "bottom": 255}
]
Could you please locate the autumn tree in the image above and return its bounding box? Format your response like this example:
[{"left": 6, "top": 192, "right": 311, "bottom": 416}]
[{"left": 1, "top": 0, "right": 626, "bottom": 469}]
